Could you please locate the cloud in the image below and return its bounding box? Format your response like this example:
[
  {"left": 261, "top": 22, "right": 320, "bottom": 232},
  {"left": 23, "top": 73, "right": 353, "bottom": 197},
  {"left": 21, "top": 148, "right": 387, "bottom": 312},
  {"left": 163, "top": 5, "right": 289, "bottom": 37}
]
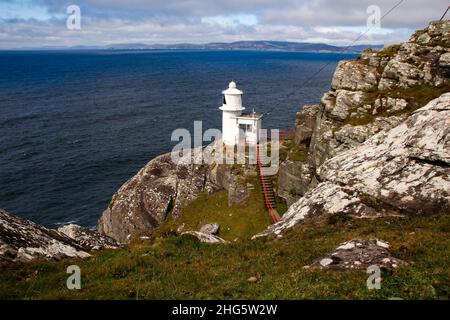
[{"left": 0, "top": 0, "right": 448, "bottom": 48}]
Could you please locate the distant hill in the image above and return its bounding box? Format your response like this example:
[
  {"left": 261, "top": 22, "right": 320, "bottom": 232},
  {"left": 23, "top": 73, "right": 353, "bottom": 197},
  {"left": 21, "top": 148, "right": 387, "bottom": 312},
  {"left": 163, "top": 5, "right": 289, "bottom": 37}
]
[
  {"left": 105, "top": 40, "right": 383, "bottom": 53},
  {"left": 15, "top": 40, "right": 384, "bottom": 53}
]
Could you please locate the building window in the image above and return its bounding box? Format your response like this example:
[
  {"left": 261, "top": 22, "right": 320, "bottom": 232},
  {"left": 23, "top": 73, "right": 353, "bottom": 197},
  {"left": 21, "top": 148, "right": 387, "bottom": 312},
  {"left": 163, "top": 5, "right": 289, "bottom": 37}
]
[
  {"left": 239, "top": 124, "right": 252, "bottom": 133},
  {"left": 223, "top": 95, "right": 226, "bottom": 105}
]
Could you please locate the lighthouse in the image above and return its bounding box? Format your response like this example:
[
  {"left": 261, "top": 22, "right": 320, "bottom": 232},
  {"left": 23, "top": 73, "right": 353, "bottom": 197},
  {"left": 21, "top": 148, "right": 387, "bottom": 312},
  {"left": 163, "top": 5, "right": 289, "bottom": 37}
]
[{"left": 219, "top": 81, "right": 262, "bottom": 146}]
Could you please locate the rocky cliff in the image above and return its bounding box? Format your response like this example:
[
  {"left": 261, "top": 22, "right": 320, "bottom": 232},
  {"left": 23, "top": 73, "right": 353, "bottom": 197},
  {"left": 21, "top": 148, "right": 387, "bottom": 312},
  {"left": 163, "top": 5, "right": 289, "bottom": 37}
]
[{"left": 259, "top": 20, "right": 449, "bottom": 238}]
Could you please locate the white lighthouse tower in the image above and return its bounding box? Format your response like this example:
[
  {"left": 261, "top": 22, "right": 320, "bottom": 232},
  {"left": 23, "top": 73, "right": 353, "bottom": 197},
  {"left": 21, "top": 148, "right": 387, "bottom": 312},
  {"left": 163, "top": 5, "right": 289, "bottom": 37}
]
[{"left": 219, "top": 81, "right": 262, "bottom": 146}]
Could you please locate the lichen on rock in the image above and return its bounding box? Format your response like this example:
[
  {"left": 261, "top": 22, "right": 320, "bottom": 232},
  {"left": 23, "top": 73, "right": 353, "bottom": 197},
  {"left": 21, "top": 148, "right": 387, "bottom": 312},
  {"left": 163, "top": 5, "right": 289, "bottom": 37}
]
[
  {"left": 97, "top": 149, "right": 216, "bottom": 243},
  {"left": 271, "top": 21, "right": 449, "bottom": 239},
  {"left": 0, "top": 209, "right": 118, "bottom": 262},
  {"left": 308, "top": 239, "right": 405, "bottom": 271},
  {"left": 256, "top": 93, "right": 450, "bottom": 239}
]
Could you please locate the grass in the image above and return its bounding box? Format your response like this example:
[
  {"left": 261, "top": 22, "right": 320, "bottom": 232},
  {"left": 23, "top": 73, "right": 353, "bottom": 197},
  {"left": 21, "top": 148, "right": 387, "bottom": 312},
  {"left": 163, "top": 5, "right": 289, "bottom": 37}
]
[
  {"left": 288, "top": 143, "right": 308, "bottom": 161},
  {"left": 275, "top": 202, "right": 288, "bottom": 216},
  {"left": 0, "top": 214, "right": 448, "bottom": 299},
  {"left": 151, "top": 175, "right": 270, "bottom": 241},
  {"left": 279, "top": 139, "right": 309, "bottom": 162},
  {"left": 376, "top": 44, "right": 401, "bottom": 58},
  {"left": 361, "top": 45, "right": 400, "bottom": 57}
]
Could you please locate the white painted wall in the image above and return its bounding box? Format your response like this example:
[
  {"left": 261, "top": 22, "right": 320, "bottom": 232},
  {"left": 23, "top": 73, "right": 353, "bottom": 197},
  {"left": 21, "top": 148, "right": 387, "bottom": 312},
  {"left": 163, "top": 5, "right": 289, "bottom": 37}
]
[{"left": 221, "top": 111, "right": 236, "bottom": 145}]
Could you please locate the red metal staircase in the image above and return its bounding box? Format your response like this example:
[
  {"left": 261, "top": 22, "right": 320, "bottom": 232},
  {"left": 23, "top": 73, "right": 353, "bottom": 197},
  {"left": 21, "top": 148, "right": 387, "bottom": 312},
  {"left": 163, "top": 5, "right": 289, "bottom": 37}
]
[{"left": 256, "top": 144, "right": 281, "bottom": 224}]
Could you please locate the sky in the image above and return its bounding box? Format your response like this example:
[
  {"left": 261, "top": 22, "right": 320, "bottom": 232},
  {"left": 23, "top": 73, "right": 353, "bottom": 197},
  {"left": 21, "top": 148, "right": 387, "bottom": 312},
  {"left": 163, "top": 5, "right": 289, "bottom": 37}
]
[{"left": 0, "top": 0, "right": 448, "bottom": 49}]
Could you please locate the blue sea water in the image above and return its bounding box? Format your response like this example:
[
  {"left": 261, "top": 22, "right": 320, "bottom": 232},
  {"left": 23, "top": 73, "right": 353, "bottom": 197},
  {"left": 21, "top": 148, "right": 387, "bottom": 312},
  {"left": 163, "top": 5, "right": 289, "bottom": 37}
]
[{"left": 0, "top": 50, "right": 357, "bottom": 228}]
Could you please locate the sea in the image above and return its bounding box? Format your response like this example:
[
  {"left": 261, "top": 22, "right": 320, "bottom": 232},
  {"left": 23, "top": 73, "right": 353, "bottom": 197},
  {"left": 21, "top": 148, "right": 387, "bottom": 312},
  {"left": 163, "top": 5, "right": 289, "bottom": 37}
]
[{"left": 0, "top": 50, "right": 357, "bottom": 228}]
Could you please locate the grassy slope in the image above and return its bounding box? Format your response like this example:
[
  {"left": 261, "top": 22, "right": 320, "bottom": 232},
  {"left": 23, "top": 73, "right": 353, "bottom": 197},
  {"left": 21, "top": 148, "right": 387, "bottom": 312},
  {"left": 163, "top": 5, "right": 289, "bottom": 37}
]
[
  {"left": 1, "top": 214, "right": 448, "bottom": 299},
  {"left": 152, "top": 175, "right": 270, "bottom": 241}
]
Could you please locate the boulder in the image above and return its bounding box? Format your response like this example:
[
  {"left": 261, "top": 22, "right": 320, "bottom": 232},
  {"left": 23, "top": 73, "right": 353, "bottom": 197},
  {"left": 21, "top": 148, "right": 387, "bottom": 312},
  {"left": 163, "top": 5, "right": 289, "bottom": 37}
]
[
  {"left": 199, "top": 223, "right": 219, "bottom": 235},
  {"left": 181, "top": 231, "right": 228, "bottom": 244},
  {"left": 309, "top": 239, "right": 405, "bottom": 271}
]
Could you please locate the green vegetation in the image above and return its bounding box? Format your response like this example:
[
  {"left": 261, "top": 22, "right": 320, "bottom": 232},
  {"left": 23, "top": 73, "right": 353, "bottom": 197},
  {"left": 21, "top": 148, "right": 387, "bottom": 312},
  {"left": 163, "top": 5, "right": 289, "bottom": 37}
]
[
  {"left": 377, "top": 44, "right": 401, "bottom": 58},
  {"left": 1, "top": 214, "right": 448, "bottom": 299},
  {"left": 274, "top": 202, "right": 288, "bottom": 216},
  {"left": 152, "top": 175, "right": 270, "bottom": 241},
  {"left": 279, "top": 139, "right": 309, "bottom": 162},
  {"left": 386, "top": 83, "right": 450, "bottom": 113},
  {"left": 289, "top": 187, "right": 298, "bottom": 196},
  {"left": 288, "top": 143, "right": 308, "bottom": 161}
]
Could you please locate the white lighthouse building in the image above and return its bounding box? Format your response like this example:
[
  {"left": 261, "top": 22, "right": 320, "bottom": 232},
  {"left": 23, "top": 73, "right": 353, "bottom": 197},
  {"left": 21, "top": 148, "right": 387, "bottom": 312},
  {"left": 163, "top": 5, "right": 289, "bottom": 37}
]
[{"left": 219, "top": 81, "right": 262, "bottom": 146}]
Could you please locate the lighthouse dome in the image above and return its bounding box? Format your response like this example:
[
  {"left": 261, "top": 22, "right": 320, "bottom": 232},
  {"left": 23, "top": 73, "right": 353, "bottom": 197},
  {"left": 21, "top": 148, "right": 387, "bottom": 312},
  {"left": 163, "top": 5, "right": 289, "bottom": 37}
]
[
  {"left": 219, "top": 80, "right": 245, "bottom": 112},
  {"left": 222, "top": 81, "right": 243, "bottom": 95}
]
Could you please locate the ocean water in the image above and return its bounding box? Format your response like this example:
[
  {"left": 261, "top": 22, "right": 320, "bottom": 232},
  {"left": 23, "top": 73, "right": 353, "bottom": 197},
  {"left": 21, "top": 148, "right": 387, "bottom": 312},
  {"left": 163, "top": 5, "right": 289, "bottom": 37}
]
[{"left": 0, "top": 50, "right": 357, "bottom": 228}]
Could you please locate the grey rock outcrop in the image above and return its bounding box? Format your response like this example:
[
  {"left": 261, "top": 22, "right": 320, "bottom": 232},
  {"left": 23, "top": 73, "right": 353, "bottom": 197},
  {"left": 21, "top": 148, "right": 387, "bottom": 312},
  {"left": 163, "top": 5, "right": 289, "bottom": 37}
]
[
  {"left": 308, "top": 239, "right": 405, "bottom": 271},
  {"left": 98, "top": 145, "right": 257, "bottom": 243},
  {"left": 333, "top": 115, "right": 407, "bottom": 153},
  {"left": 294, "top": 104, "right": 320, "bottom": 144},
  {"left": 0, "top": 209, "right": 117, "bottom": 262},
  {"left": 276, "top": 20, "right": 449, "bottom": 214},
  {"left": 439, "top": 52, "right": 450, "bottom": 67},
  {"left": 58, "top": 224, "right": 119, "bottom": 251},
  {"left": 209, "top": 162, "right": 256, "bottom": 206},
  {"left": 378, "top": 42, "right": 448, "bottom": 90},
  {"left": 227, "top": 178, "right": 251, "bottom": 206},
  {"left": 331, "top": 60, "right": 379, "bottom": 91},
  {"left": 277, "top": 105, "right": 319, "bottom": 205},
  {"left": 277, "top": 160, "right": 314, "bottom": 206},
  {"left": 97, "top": 150, "right": 214, "bottom": 243},
  {"left": 309, "top": 20, "right": 449, "bottom": 171},
  {"left": 255, "top": 93, "right": 450, "bottom": 238},
  {"left": 255, "top": 181, "right": 380, "bottom": 238},
  {"left": 320, "top": 93, "right": 450, "bottom": 215}
]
